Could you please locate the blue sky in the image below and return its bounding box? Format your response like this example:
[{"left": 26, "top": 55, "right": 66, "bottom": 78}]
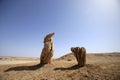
[{"left": 0, "top": 0, "right": 120, "bottom": 58}]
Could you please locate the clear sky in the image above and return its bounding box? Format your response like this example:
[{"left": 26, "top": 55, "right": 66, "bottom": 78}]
[{"left": 0, "top": 0, "right": 120, "bottom": 58}]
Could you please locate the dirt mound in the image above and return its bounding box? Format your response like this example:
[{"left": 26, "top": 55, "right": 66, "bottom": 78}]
[
  {"left": 56, "top": 53, "right": 75, "bottom": 61},
  {"left": 0, "top": 53, "right": 120, "bottom": 80}
]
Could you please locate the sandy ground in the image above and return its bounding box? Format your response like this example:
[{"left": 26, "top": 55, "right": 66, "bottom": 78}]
[
  {"left": 0, "top": 53, "right": 120, "bottom": 80},
  {"left": 0, "top": 60, "right": 37, "bottom": 65}
]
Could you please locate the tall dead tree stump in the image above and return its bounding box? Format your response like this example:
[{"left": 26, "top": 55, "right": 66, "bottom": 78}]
[
  {"left": 40, "top": 32, "right": 55, "bottom": 65},
  {"left": 71, "top": 47, "right": 86, "bottom": 67}
]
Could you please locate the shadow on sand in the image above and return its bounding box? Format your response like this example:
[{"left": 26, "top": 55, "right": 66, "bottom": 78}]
[
  {"left": 54, "top": 64, "right": 92, "bottom": 71},
  {"left": 54, "top": 64, "right": 81, "bottom": 71},
  {"left": 4, "top": 64, "right": 44, "bottom": 72}
]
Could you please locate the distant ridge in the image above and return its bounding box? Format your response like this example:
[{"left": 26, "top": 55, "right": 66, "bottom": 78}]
[{"left": 57, "top": 52, "right": 120, "bottom": 61}]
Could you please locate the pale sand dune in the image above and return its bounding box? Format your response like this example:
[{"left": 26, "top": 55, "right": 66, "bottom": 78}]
[{"left": 0, "top": 60, "right": 38, "bottom": 65}]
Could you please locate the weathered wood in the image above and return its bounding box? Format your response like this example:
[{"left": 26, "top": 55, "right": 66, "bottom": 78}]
[
  {"left": 71, "top": 47, "right": 86, "bottom": 67},
  {"left": 40, "top": 32, "right": 55, "bottom": 64}
]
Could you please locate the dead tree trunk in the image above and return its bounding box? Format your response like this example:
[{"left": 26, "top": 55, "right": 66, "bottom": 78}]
[
  {"left": 71, "top": 47, "right": 86, "bottom": 67},
  {"left": 40, "top": 32, "right": 55, "bottom": 65}
]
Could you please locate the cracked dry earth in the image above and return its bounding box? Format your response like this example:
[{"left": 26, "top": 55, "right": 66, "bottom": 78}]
[{"left": 0, "top": 53, "right": 120, "bottom": 80}]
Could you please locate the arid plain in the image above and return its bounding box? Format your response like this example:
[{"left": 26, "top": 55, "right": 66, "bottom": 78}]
[{"left": 0, "top": 53, "right": 120, "bottom": 80}]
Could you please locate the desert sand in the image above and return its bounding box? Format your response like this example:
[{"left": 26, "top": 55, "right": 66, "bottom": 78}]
[{"left": 0, "top": 53, "right": 120, "bottom": 80}]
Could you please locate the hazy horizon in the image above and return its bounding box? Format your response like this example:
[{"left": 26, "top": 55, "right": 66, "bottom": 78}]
[{"left": 0, "top": 0, "right": 120, "bottom": 58}]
